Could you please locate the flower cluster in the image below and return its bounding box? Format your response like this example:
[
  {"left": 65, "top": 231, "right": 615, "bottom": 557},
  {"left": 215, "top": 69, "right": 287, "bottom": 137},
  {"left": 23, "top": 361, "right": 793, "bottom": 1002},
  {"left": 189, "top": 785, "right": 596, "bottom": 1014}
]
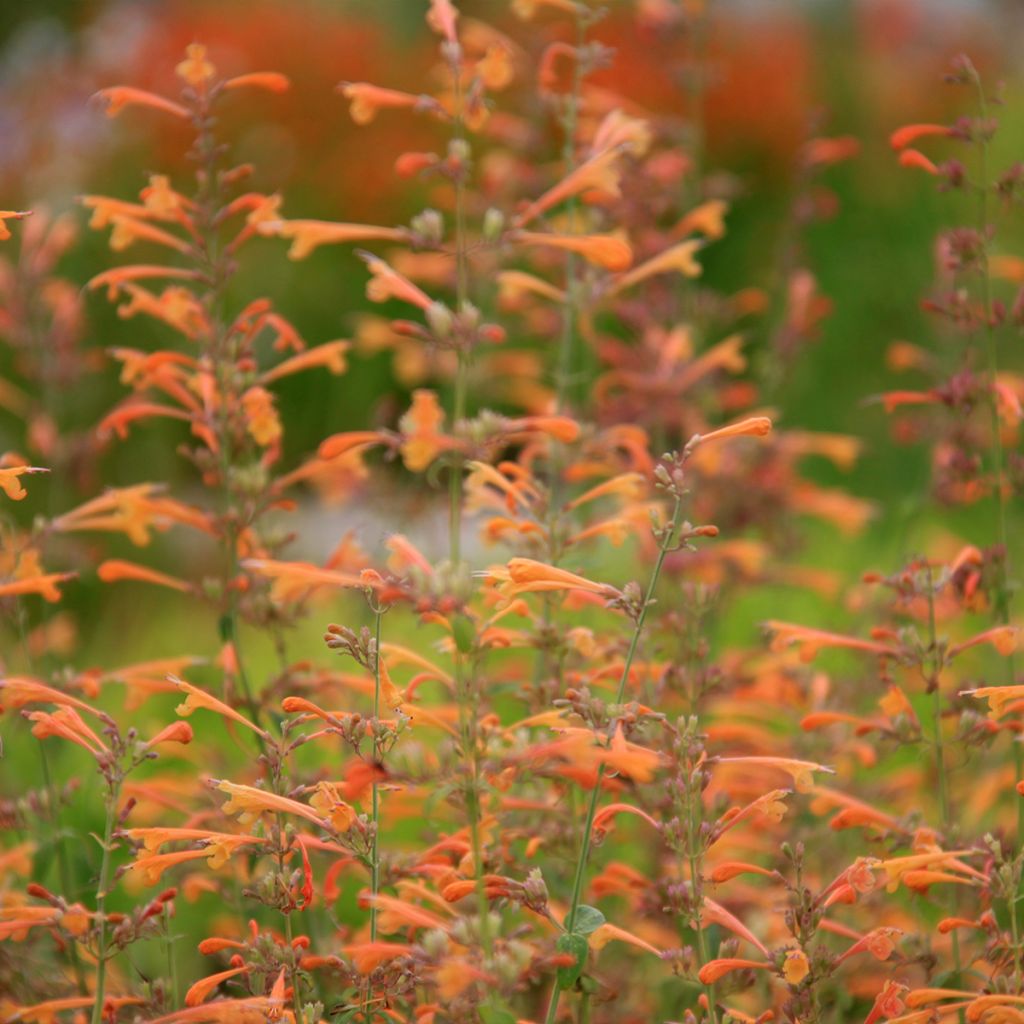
[{"left": 0, "top": 6, "right": 1021, "bottom": 1024}]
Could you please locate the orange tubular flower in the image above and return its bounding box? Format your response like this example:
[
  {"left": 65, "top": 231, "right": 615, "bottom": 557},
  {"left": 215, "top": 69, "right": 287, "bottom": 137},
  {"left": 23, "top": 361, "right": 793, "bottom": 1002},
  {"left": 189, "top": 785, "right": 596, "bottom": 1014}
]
[
  {"left": 591, "top": 802, "right": 660, "bottom": 835},
  {"left": 673, "top": 199, "right": 729, "bottom": 240},
  {"left": 338, "top": 83, "right": 439, "bottom": 125},
  {"left": 94, "top": 86, "right": 190, "bottom": 120},
  {"left": 889, "top": 123, "right": 953, "bottom": 150},
  {"left": 898, "top": 149, "right": 939, "bottom": 175},
  {"left": 502, "top": 557, "right": 619, "bottom": 598},
  {"left": 97, "top": 559, "right": 191, "bottom": 593},
  {"left": 948, "top": 625, "right": 1019, "bottom": 660},
  {"left": 343, "top": 941, "right": 414, "bottom": 973},
  {"left": 263, "top": 219, "right": 407, "bottom": 260},
  {"left": 589, "top": 922, "right": 662, "bottom": 957},
  {"left": 26, "top": 707, "right": 108, "bottom": 757},
  {"left": 0, "top": 462, "right": 48, "bottom": 500},
  {"left": 698, "top": 958, "right": 773, "bottom": 985},
  {"left": 512, "top": 148, "right": 623, "bottom": 228},
  {"left": 513, "top": 230, "right": 633, "bottom": 272},
  {"left": 213, "top": 779, "right": 331, "bottom": 830},
  {"left": 959, "top": 684, "right": 1024, "bottom": 720},
  {"left": 608, "top": 240, "right": 703, "bottom": 294},
  {"left": 173, "top": 677, "right": 269, "bottom": 739},
  {"left": 0, "top": 677, "right": 99, "bottom": 716},
  {"left": 764, "top": 621, "right": 900, "bottom": 662},
  {"left": 184, "top": 967, "right": 249, "bottom": 1008},
  {"left": 362, "top": 254, "right": 434, "bottom": 310},
  {"left": 716, "top": 756, "right": 834, "bottom": 792},
  {"left": 0, "top": 209, "right": 31, "bottom": 240},
  {"left": 223, "top": 72, "right": 291, "bottom": 93},
  {"left": 692, "top": 416, "right": 773, "bottom": 446},
  {"left": 864, "top": 981, "right": 908, "bottom": 1024},
  {"left": 242, "top": 557, "right": 367, "bottom": 603},
  {"left": 261, "top": 341, "right": 350, "bottom": 383}
]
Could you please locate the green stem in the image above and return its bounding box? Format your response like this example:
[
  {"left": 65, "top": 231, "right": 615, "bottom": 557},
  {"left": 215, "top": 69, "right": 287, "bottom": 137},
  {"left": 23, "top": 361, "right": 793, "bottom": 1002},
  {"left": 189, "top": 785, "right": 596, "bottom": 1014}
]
[
  {"left": 544, "top": 493, "right": 685, "bottom": 1024},
  {"left": 971, "top": 73, "right": 1022, "bottom": 852},
  {"left": 164, "top": 902, "right": 179, "bottom": 1008},
  {"left": 370, "top": 608, "right": 383, "bottom": 944},
  {"left": 89, "top": 785, "right": 120, "bottom": 1024},
  {"left": 445, "top": 43, "right": 491, "bottom": 962}
]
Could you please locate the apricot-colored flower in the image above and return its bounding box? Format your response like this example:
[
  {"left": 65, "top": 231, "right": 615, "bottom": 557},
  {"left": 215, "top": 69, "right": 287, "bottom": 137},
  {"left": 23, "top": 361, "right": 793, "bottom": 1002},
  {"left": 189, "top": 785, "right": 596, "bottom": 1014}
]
[
  {"left": 362, "top": 254, "right": 433, "bottom": 309},
  {"left": 693, "top": 416, "right": 773, "bottom": 446},
  {"left": 241, "top": 386, "right": 281, "bottom": 447},
  {"left": 514, "top": 230, "right": 633, "bottom": 271},
  {"left": 782, "top": 949, "right": 810, "bottom": 985},
  {"left": 97, "top": 559, "right": 191, "bottom": 592},
  {"left": 176, "top": 44, "right": 215, "bottom": 88},
  {"left": 26, "top": 707, "right": 107, "bottom": 757},
  {"left": 889, "top": 123, "right": 952, "bottom": 150},
  {"left": 262, "top": 341, "right": 350, "bottom": 382},
  {"left": 601, "top": 724, "right": 661, "bottom": 783},
  {"left": 94, "top": 86, "right": 189, "bottom": 119},
  {"left": 244, "top": 557, "right": 367, "bottom": 603},
  {"left": 214, "top": 780, "right": 329, "bottom": 830},
  {"left": 185, "top": 967, "right": 249, "bottom": 1008},
  {"left": 343, "top": 941, "right": 413, "bottom": 973},
  {"left": 697, "top": 958, "right": 772, "bottom": 985},
  {"left": 264, "top": 219, "right": 407, "bottom": 260},
  {"left": 0, "top": 462, "right": 47, "bottom": 500},
  {"left": 308, "top": 781, "right": 358, "bottom": 832},
  {"left": 173, "top": 677, "right": 267, "bottom": 738},
  {"left": 426, "top": 0, "right": 459, "bottom": 42},
  {"left": 609, "top": 240, "right": 703, "bottom": 293},
  {"left": 0, "top": 210, "right": 31, "bottom": 240},
  {"left": 898, "top": 149, "right": 939, "bottom": 175},
  {"left": 764, "top": 621, "right": 899, "bottom": 662},
  {"left": 399, "top": 389, "right": 457, "bottom": 471},
  {"left": 496, "top": 270, "right": 566, "bottom": 306},
  {"left": 513, "top": 148, "right": 622, "bottom": 228},
  {"left": 502, "top": 557, "right": 618, "bottom": 597},
  {"left": 223, "top": 72, "right": 290, "bottom": 93},
  {"left": 948, "top": 625, "right": 1018, "bottom": 660},
  {"left": 716, "top": 756, "right": 834, "bottom": 792},
  {"left": 962, "top": 684, "right": 1024, "bottom": 721},
  {"left": 339, "top": 83, "right": 433, "bottom": 125}
]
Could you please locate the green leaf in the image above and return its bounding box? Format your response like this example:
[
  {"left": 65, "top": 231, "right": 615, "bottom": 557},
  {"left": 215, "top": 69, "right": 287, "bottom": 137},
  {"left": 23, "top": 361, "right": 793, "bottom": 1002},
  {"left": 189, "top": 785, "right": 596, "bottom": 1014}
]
[
  {"left": 479, "top": 1002, "right": 517, "bottom": 1024},
  {"left": 452, "top": 614, "right": 476, "bottom": 654},
  {"left": 572, "top": 904, "right": 606, "bottom": 936},
  {"left": 555, "top": 932, "right": 589, "bottom": 989}
]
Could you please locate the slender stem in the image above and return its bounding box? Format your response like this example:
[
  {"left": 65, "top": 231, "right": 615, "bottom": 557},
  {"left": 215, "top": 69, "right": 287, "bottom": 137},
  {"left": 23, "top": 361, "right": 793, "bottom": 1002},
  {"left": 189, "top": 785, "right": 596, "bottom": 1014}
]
[
  {"left": 35, "top": 712, "right": 88, "bottom": 995},
  {"left": 970, "top": 73, "right": 1022, "bottom": 852},
  {"left": 445, "top": 42, "right": 491, "bottom": 962},
  {"left": 164, "top": 902, "right": 179, "bottom": 1008},
  {"left": 544, "top": 494, "right": 685, "bottom": 1024},
  {"left": 89, "top": 784, "right": 120, "bottom": 1024},
  {"left": 684, "top": 755, "right": 718, "bottom": 1024},
  {"left": 369, "top": 608, "right": 383, "bottom": 944},
  {"left": 923, "top": 569, "right": 964, "bottom": 1012}
]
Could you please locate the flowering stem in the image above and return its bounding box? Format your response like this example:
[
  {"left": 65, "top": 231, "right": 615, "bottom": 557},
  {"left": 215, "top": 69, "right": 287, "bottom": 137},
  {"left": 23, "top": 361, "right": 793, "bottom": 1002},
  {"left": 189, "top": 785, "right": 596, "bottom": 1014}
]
[
  {"left": 369, "top": 607, "right": 383, "bottom": 945},
  {"left": 36, "top": 735, "right": 88, "bottom": 995},
  {"left": 164, "top": 901, "right": 179, "bottom": 1008},
  {"left": 970, "top": 70, "right": 1023, "bottom": 849},
  {"left": 544, "top": 491, "right": 685, "bottom": 1024},
  {"left": 89, "top": 782, "right": 120, "bottom": 1024},
  {"left": 687, "top": 803, "right": 718, "bottom": 1023},
  {"left": 444, "top": 43, "right": 491, "bottom": 964},
  {"left": 923, "top": 569, "right": 964, "bottom": 1004}
]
